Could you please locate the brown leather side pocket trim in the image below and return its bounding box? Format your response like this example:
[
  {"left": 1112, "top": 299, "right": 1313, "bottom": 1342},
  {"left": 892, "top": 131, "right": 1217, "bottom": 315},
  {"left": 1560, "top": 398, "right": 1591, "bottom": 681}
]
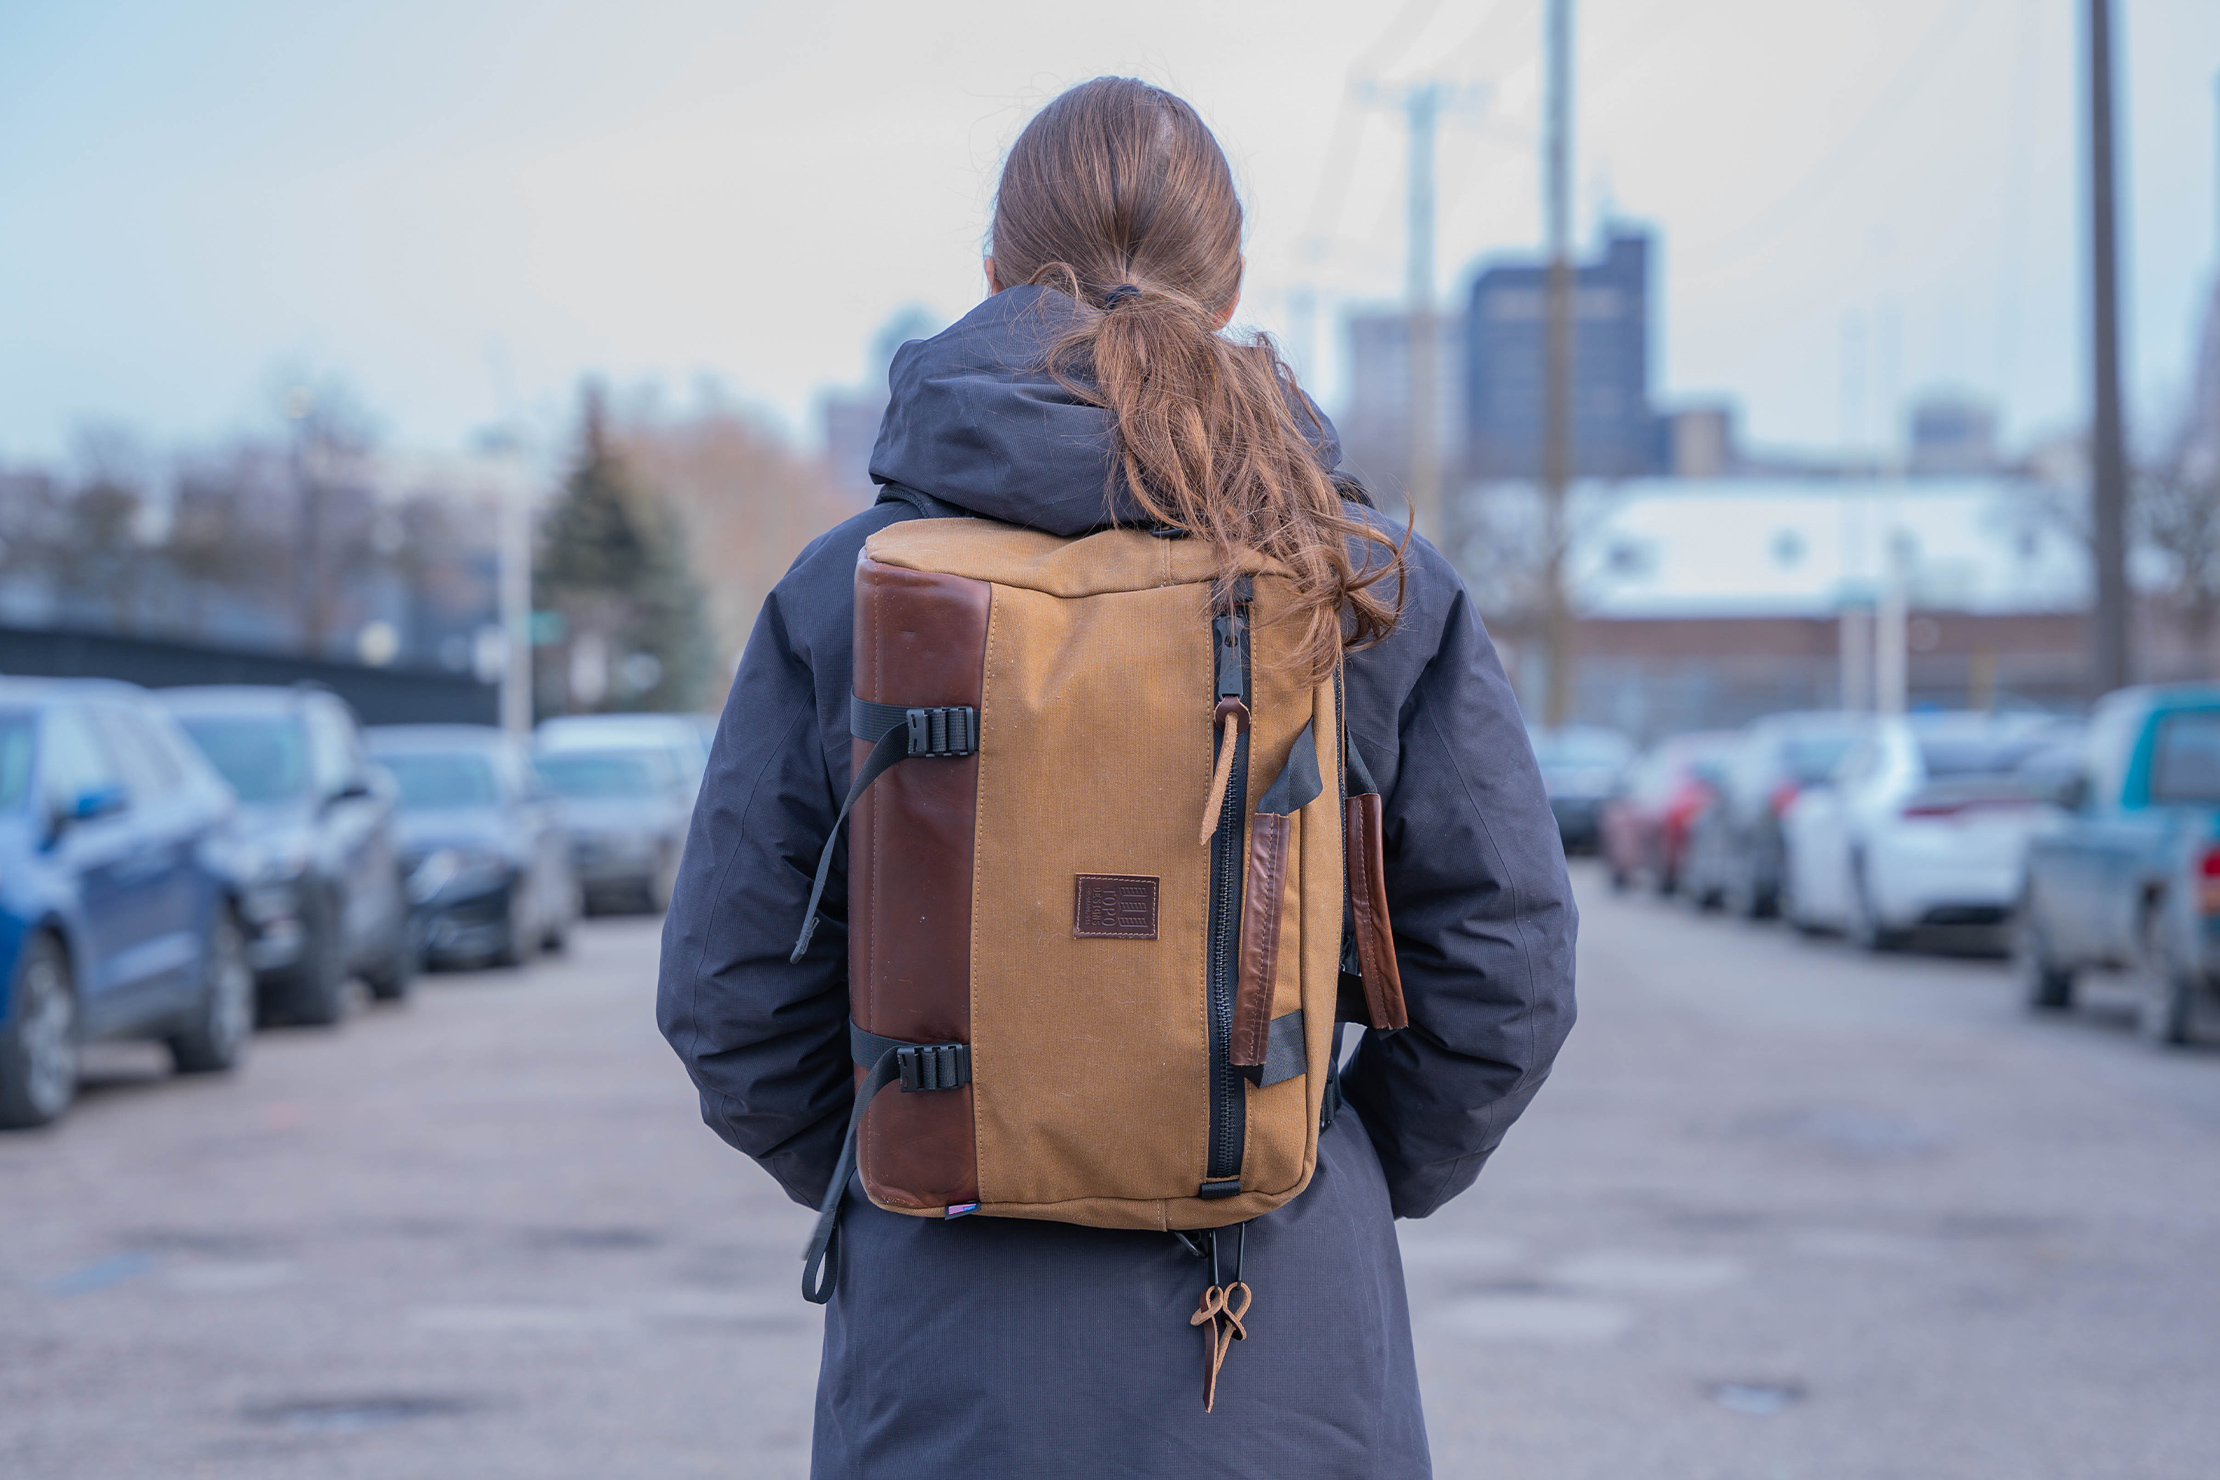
[
  {"left": 1230, "top": 812, "right": 1290, "bottom": 1068},
  {"left": 851, "top": 559, "right": 989, "bottom": 1211},
  {"left": 1346, "top": 793, "right": 1407, "bottom": 1030}
]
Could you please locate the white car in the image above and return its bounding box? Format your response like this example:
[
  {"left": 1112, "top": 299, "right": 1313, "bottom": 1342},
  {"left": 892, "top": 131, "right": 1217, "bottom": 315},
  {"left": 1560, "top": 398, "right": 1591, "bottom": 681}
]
[
  {"left": 535, "top": 713, "right": 711, "bottom": 795},
  {"left": 1781, "top": 712, "right": 2071, "bottom": 949}
]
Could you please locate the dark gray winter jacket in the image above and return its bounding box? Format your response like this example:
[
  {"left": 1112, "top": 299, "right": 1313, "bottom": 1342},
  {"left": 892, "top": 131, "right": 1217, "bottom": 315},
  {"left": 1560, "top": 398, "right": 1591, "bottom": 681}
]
[{"left": 657, "top": 284, "right": 1576, "bottom": 1479}]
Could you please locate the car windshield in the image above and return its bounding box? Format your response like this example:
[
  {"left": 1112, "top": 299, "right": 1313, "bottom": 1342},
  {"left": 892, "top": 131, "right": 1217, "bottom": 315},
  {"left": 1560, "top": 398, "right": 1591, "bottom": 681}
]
[
  {"left": 1918, "top": 732, "right": 2050, "bottom": 779},
  {"left": 176, "top": 713, "right": 311, "bottom": 803},
  {"left": 2148, "top": 710, "right": 2220, "bottom": 804},
  {"left": 537, "top": 749, "right": 668, "bottom": 799},
  {"left": 0, "top": 711, "right": 33, "bottom": 811},
  {"left": 1781, "top": 732, "right": 1859, "bottom": 784},
  {"left": 1533, "top": 730, "right": 1632, "bottom": 769},
  {"left": 379, "top": 751, "right": 501, "bottom": 809}
]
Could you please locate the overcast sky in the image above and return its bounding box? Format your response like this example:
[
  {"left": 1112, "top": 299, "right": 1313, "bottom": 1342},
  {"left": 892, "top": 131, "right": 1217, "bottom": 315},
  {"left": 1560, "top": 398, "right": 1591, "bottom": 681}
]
[{"left": 3, "top": 0, "right": 2217, "bottom": 468}]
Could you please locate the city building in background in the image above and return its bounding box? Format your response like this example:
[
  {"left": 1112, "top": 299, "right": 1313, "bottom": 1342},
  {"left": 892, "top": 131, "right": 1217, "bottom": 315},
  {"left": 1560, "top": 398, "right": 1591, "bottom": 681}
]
[
  {"left": 1335, "top": 309, "right": 1465, "bottom": 509},
  {"left": 1660, "top": 402, "right": 1740, "bottom": 479},
  {"left": 1466, "top": 472, "right": 2220, "bottom": 740},
  {"left": 1906, "top": 393, "right": 2002, "bottom": 476},
  {"left": 818, "top": 305, "right": 945, "bottom": 499},
  {"left": 1465, "top": 227, "right": 1662, "bottom": 481},
  {"left": 1340, "top": 225, "right": 1757, "bottom": 503}
]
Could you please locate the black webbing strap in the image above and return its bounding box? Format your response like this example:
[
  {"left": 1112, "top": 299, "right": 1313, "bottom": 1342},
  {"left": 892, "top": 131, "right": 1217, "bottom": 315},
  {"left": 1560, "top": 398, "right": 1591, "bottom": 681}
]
[
  {"left": 789, "top": 698, "right": 978, "bottom": 963},
  {"left": 849, "top": 1021, "right": 972, "bottom": 1093},
  {"left": 1255, "top": 720, "right": 1322, "bottom": 817},
  {"left": 1345, "top": 727, "right": 1380, "bottom": 797},
  {"left": 849, "top": 697, "right": 977, "bottom": 757},
  {"left": 1238, "top": 1009, "right": 1307, "bottom": 1089},
  {"left": 801, "top": 1023, "right": 973, "bottom": 1304},
  {"left": 1321, "top": 1021, "right": 1346, "bottom": 1129}
]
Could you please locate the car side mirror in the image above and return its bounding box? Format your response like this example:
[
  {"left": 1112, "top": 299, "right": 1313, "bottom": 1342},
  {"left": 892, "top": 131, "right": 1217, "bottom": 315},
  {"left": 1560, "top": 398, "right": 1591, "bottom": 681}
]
[
  {"left": 2057, "top": 772, "right": 2092, "bottom": 812},
  {"left": 48, "top": 782, "right": 128, "bottom": 843},
  {"left": 71, "top": 783, "right": 128, "bottom": 821},
  {"left": 320, "top": 777, "right": 373, "bottom": 813}
]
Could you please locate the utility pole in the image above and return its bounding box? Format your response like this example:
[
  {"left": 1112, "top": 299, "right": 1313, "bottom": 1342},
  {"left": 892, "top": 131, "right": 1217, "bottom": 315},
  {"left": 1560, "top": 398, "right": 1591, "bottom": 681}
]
[
  {"left": 2086, "top": 0, "right": 2131, "bottom": 695},
  {"left": 1876, "top": 534, "right": 1909, "bottom": 715},
  {"left": 498, "top": 465, "right": 533, "bottom": 738},
  {"left": 1404, "top": 83, "right": 1443, "bottom": 546},
  {"left": 285, "top": 384, "right": 323, "bottom": 657},
  {"left": 483, "top": 342, "right": 535, "bottom": 739},
  {"left": 1540, "top": 0, "right": 1577, "bottom": 727},
  {"left": 1355, "top": 78, "right": 1473, "bottom": 542}
]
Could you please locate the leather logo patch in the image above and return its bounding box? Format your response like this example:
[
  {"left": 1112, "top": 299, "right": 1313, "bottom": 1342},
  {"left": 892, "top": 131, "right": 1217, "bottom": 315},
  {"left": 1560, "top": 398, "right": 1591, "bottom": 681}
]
[{"left": 1073, "top": 875, "right": 1159, "bottom": 939}]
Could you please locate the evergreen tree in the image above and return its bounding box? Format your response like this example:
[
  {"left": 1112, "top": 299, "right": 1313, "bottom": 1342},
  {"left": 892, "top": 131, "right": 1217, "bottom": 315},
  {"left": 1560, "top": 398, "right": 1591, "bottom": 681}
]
[{"left": 536, "top": 384, "right": 712, "bottom": 714}]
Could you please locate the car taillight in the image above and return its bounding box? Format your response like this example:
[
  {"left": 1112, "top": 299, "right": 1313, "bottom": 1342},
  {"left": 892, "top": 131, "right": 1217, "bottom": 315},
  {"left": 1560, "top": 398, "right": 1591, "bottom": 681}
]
[
  {"left": 2198, "top": 846, "right": 2220, "bottom": 915},
  {"left": 1769, "top": 781, "right": 1798, "bottom": 816}
]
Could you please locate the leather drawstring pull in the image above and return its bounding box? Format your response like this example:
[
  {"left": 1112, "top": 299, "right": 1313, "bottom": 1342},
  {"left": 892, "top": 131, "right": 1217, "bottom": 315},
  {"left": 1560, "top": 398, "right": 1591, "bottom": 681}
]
[
  {"left": 1190, "top": 1280, "right": 1252, "bottom": 1411},
  {"left": 1200, "top": 700, "right": 1247, "bottom": 846},
  {"left": 1188, "top": 1220, "right": 1253, "bottom": 1412}
]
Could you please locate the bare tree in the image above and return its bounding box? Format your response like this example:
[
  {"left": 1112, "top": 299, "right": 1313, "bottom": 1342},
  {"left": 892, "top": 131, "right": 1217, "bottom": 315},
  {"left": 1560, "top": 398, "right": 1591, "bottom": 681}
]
[
  {"left": 2137, "top": 369, "right": 2220, "bottom": 678},
  {"left": 384, "top": 489, "right": 491, "bottom": 665},
  {"left": 614, "top": 394, "right": 861, "bottom": 709},
  {"left": 35, "top": 424, "right": 160, "bottom": 633},
  {"left": 166, "top": 441, "right": 292, "bottom": 639}
]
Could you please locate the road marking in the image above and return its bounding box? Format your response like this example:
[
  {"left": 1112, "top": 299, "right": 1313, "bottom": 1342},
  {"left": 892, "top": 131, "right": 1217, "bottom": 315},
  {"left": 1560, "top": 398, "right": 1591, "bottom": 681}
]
[{"left": 44, "top": 1251, "right": 155, "bottom": 1297}]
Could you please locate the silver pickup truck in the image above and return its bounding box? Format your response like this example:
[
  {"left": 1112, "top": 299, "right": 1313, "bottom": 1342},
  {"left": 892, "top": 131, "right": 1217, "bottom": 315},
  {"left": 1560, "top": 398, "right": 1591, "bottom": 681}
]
[{"left": 2017, "top": 685, "right": 2220, "bottom": 1045}]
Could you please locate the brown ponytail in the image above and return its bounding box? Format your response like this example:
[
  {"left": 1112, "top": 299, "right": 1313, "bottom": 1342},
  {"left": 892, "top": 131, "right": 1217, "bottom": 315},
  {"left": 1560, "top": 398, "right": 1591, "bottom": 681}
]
[{"left": 990, "top": 77, "right": 1406, "bottom": 676}]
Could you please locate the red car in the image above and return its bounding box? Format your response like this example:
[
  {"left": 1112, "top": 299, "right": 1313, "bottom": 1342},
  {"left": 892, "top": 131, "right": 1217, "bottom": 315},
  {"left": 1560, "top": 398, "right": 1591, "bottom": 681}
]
[{"left": 1600, "top": 731, "right": 1739, "bottom": 894}]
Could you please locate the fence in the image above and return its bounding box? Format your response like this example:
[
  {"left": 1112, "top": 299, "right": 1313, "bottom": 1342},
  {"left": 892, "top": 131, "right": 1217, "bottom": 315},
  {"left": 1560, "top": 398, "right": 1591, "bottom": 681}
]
[{"left": 0, "top": 624, "right": 498, "bottom": 726}]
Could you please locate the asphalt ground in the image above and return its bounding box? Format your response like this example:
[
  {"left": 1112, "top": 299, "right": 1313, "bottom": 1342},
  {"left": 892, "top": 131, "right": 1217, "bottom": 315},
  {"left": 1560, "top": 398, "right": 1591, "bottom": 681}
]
[{"left": 5, "top": 866, "right": 2218, "bottom": 1478}]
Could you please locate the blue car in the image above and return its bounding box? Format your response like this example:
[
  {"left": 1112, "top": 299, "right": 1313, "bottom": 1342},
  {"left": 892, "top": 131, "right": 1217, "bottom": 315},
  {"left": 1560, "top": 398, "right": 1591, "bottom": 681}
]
[
  {"left": 0, "top": 679, "right": 253, "bottom": 1128},
  {"left": 161, "top": 685, "right": 415, "bottom": 1024},
  {"left": 2018, "top": 685, "right": 2220, "bottom": 1044},
  {"left": 365, "top": 725, "right": 579, "bottom": 969}
]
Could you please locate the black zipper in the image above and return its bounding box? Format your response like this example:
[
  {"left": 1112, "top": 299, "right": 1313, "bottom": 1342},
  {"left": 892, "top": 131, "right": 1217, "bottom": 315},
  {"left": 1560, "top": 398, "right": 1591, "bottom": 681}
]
[{"left": 1204, "top": 586, "right": 1252, "bottom": 1192}]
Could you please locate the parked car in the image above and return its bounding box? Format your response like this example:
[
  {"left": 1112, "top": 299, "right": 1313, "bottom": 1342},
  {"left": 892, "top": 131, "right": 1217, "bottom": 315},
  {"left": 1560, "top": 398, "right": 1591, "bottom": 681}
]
[
  {"left": 1780, "top": 711, "right": 2068, "bottom": 949},
  {"left": 364, "top": 725, "right": 580, "bottom": 969},
  {"left": 1599, "top": 730, "right": 1738, "bottom": 894},
  {"left": 161, "top": 686, "right": 414, "bottom": 1022},
  {"left": 536, "top": 713, "right": 710, "bottom": 797},
  {"left": 0, "top": 679, "right": 253, "bottom": 1128},
  {"left": 2017, "top": 686, "right": 2220, "bottom": 1044},
  {"left": 533, "top": 743, "right": 693, "bottom": 912},
  {"left": 1681, "top": 710, "right": 1873, "bottom": 916},
  {"left": 1527, "top": 726, "right": 1635, "bottom": 854}
]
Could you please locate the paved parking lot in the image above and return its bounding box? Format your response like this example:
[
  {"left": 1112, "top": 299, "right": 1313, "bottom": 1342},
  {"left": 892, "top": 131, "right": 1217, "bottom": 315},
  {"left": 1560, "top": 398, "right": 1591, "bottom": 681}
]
[{"left": 5, "top": 870, "right": 2219, "bottom": 1478}]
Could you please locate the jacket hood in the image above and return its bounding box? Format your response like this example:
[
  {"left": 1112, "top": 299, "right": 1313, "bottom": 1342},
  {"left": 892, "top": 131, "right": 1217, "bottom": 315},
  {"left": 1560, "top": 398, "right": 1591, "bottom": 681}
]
[{"left": 868, "top": 284, "right": 1343, "bottom": 537}]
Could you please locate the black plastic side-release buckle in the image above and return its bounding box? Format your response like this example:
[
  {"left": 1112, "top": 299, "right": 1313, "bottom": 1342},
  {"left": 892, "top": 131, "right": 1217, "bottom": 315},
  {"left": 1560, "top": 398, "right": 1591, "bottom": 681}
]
[
  {"left": 905, "top": 706, "right": 976, "bottom": 758},
  {"left": 896, "top": 1042, "right": 972, "bottom": 1092}
]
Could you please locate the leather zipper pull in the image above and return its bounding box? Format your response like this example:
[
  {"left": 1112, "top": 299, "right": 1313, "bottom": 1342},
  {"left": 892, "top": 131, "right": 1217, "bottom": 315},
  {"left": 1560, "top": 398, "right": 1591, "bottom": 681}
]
[
  {"left": 1201, "top": 598, "right": 1252, "bottom": 846},
  {"left": 1200, "top": 700, "right": 1247, "bottom": 847}
]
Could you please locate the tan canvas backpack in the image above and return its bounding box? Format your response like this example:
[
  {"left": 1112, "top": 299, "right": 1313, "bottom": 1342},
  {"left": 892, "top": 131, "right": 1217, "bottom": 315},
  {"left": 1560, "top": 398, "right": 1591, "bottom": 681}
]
[{"left": 791, "top": 500, "right": 1407, "bottom": 1405}]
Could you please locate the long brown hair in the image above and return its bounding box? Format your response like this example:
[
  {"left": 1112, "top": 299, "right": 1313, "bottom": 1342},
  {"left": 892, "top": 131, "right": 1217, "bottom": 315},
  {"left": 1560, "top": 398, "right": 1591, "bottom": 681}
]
[{"left": 990, "top": 77, "right": 1406, "bottom": 675}]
